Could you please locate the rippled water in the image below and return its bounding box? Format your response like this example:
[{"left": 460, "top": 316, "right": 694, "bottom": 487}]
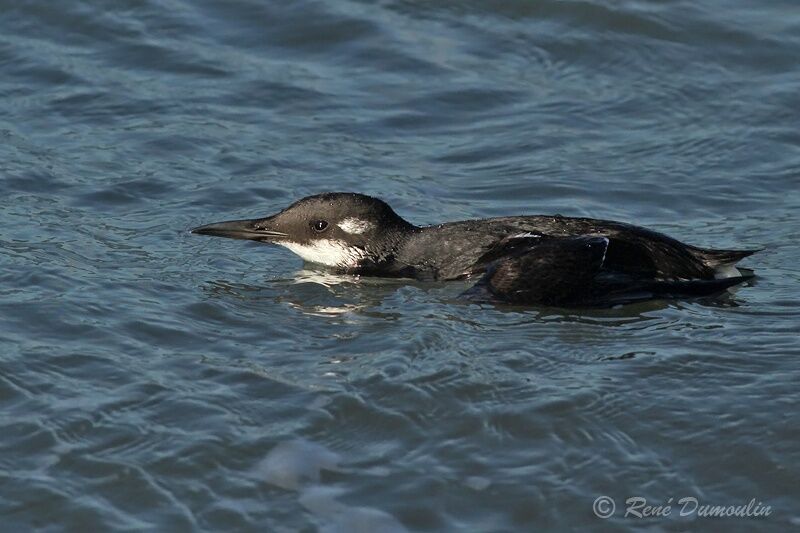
[{"left": 2, "top": 0, "right": 799, "bottom": 530}]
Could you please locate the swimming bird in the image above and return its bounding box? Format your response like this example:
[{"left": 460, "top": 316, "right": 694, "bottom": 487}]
[{"left": 191, "top": 192, "right": 758, "bottom": 307}]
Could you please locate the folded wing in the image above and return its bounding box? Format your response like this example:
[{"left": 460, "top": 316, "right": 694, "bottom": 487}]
[{"left": 467, "top": 236, "right": 754, "bottom": 307}]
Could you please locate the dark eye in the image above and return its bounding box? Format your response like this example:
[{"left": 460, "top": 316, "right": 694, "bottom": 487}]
[{"left": 311, "top": 220, "right": 329, "bottom": 232}]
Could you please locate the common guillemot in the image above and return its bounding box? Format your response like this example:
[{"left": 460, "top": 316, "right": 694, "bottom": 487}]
[{"left": 191, "top": 192, "right": 758, "bottom": 307}]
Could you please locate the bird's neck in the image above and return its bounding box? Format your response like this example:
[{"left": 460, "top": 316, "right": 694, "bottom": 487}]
[{"left": 388, "top": 222, "right": 495, "bottom": 280}]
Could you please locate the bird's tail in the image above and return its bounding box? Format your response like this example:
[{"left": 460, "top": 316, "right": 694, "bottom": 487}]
[
  {"left": 687, "top": 246, "right": 761, "bottom": 279},
  {"left": 689, "top": 246, "right": 761, "bottom": 267},
  {"left": 644, "top": 272, "right": 755, "bottom": 298}
]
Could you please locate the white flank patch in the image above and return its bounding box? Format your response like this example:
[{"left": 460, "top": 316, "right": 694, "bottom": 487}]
[
  {"left": 511, "top": 232, "right": 540, "bottom": 239},
  {"left": 714, "top": 265, "right": 742, "bottom": 279},
  {"left": 280, "top": 240, "right": 365, "bottom": 268},
  {"left": 337, "top": 218, "right": 373, "bottom": 234}
]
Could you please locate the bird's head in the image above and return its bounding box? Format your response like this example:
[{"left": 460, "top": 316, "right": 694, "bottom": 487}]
[{"left": 191, "top": 192, "right": 415, "bottom": 268}]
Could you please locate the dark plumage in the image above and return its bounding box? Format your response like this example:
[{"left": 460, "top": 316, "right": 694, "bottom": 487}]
[{"left": 191, "top": 192, "right": 759, "bottom": 307}]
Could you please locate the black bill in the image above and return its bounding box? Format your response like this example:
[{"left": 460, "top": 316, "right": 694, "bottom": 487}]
[{"left": 190, "top": 218, "right": 287, "bottom": 242}]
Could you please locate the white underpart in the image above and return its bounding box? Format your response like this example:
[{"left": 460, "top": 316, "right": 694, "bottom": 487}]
[
  {"left": 280, "top": 240, "right": 366, "bottom": 268},
  {"left": 337, "top": 218, "right": 373, "bottom": 234},
  {"left": 714, "top": 265, "right": 742, "bottom": 279},
  {"left": 511, "top": 232, "right": 539, "bottom": 239}
]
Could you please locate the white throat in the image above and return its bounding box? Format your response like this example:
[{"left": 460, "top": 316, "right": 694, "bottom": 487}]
[{"left": 280, "top": 240, "right": 366, "bottom": 268}]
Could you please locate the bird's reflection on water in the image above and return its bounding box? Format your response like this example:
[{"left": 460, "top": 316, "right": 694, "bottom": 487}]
[{"left": 201, "top": 266, "right": 748, "bottom": 325}]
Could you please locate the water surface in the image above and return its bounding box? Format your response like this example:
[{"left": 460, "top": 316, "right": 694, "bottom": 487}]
[{"left": 1, "top": 0, "right": 799, "bottom": 530}]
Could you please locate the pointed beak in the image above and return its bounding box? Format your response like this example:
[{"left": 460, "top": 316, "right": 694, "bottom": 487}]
[{"left": 190, "top": 217, "right": 288, "bottom": 242}]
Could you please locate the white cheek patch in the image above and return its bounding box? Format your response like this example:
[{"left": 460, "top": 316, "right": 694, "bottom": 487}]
[
  {"left": 280, "top": 240, "right": 366, "bottom": 268},
  {"left": 337, "top": 218, "right": 373, "bottom": 234}
]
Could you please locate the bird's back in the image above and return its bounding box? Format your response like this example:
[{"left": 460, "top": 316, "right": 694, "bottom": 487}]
[{"left": 397, "top": 215, "right": 753, "bottom": 282}]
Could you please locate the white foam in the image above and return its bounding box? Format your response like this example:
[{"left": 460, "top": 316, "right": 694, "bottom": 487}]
[
  {"left": 299, "top": 486, "right": 408, "bottom": 533},
  {"left": 259, "top": 439, "right": 341, "bottom": 491}
]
